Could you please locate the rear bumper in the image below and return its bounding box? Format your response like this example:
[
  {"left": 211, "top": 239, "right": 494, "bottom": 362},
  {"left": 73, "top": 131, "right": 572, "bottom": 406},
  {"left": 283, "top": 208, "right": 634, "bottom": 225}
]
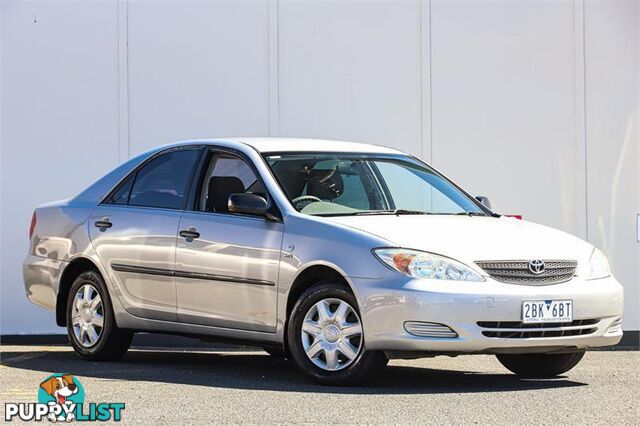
[
  {"left": 355, "top": 273, "right": 624, "bottom": 354},
  {"left": 23, "top": 254, "right": 66, "bottom": 311}
]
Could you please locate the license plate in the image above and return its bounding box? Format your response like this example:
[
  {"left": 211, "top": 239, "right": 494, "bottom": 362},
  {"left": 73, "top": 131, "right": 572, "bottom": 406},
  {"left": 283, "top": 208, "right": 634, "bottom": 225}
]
[{"left": 522, "top": 300, "right": 573, "bottom": 323}]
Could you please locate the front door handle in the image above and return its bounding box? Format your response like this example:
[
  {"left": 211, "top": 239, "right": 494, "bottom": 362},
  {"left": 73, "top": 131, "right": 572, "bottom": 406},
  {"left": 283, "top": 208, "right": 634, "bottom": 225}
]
[
  {"left": 94, "top": 218, "right": 112, "bottom": 230},
  {"left": 179, "top": 227, "right": 200, "bottom": 240}
]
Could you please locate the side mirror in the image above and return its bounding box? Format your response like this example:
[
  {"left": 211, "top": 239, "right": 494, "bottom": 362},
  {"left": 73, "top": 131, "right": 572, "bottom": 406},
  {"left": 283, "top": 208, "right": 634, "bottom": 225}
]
[
  {"left": 228, "top": 193, "right": 274, "bottom": 219},
  {"left": 475, "top": 196, "right": 492, "bottom": 210}
]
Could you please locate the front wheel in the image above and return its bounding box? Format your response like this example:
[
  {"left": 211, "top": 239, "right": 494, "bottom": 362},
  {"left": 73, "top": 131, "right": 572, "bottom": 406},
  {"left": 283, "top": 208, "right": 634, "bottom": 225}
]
[
  {"left": 496, "top": 350, "right": 586, "bottom": 378},
  {"left": 287, "top": 282, "right": 387, "bottom": 385},
  {"left": 66, "top": 270, "right": 133, "bottom": 361}
]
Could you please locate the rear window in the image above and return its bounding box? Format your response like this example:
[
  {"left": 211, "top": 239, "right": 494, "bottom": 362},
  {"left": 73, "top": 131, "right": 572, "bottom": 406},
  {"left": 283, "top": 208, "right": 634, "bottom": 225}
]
[{"left": 106, "top": 148, "right": 200, "bottom": 210}]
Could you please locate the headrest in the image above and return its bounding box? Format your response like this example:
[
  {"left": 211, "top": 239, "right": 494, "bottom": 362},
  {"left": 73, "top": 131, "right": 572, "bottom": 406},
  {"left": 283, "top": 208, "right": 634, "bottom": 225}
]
[
  {"left": 207, "top": 176, "right": 245, "bottom": 212},
  {"left": 307, "top": 168, "right": 343, "bottom": 200}
]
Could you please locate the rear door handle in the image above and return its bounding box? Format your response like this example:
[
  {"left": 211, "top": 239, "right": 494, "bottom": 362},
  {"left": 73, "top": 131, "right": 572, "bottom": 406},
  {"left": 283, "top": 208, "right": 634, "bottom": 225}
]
[
  {"left": 94, "top": 218, "right": 112, "bottom": 230},
  {"left": 179, "top": 227, "right": 200, "bottom": 240}
]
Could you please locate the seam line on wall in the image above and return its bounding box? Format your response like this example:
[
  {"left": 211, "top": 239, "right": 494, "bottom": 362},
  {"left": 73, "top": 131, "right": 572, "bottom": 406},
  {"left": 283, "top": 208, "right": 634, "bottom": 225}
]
[
  {"left": 418, "top": 0, "right": 424, "bottom": 159},
  {"left": 581, "top": 1, "right": 589, "bottom": 241},
  {"left": 268, "top": 0, "right": 280, "bottom": 137},
  {"left": 420, "top": 0, "right": 432, "bottom": 163},
  {"left": 428, "top": 0, "right": 433, "bottom": 164},
  {"left": 117, "top": 0, "right": 130, "bottom": 162},
  {"left": 582, "top": 0, "right": 589, "bottom": 240}
]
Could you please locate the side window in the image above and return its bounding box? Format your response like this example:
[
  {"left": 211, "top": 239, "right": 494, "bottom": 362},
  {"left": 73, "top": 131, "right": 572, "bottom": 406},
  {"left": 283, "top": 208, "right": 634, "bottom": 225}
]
[
  {"left": 105, "top": 176, "right": 134, "bottom": 205},
  {"left": 199, "top": 154, "right": 264, "bottom": 213},
  {"left": 128, "top": 149, "right": 200, "bottom": 210}
]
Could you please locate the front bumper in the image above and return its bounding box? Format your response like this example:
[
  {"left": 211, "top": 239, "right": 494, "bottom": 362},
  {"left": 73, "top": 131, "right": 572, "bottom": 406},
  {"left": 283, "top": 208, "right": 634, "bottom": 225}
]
[{"left": 355, "top": 272, "right": 624, "bottom": 354}]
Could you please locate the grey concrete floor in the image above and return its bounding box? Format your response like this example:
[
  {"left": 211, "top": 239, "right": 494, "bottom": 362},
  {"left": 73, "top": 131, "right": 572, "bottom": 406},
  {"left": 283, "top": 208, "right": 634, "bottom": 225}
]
[{"left": 1, "top": 345, "right": 638, "bottom": 424}]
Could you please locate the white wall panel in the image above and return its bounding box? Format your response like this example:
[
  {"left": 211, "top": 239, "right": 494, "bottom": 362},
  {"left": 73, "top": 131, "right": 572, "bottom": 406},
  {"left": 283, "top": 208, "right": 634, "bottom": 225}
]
[
  {"left": 584, "top": 0, "right": 640, "bottom": 329},
  {"left": 1, "top": 0, "right": 638, "bottom": 334},
  {"left": 127, "top": 0, "right": 271, "bottom": 155},
  {"left": 430, "top": 0, "right": 584, "bottom": 237},
  {"left": 1, "top": 1, "right": 120, "bottom": 333},
  {"left": 278, "top": 0, "right": 423, "bottom": 156}
]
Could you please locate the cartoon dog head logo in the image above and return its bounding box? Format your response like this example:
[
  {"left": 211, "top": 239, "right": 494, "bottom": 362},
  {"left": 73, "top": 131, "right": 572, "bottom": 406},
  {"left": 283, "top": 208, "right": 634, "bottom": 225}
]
[
  {"left": 37, "top": 374, "right": 84, "bottom": 406},
  {"left": 40, "top": 375, "right": 78, "bottom": 404}
]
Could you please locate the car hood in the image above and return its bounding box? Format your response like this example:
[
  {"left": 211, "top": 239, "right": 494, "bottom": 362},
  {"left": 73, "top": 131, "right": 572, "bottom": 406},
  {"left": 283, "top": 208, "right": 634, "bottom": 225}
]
[{"left": 326, "top": 215, "right": 593, "bottom": 272}]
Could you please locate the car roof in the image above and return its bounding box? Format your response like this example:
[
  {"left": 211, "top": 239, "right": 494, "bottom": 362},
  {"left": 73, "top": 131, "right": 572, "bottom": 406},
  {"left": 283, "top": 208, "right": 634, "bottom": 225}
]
[
  {"left": 170, "top": 137, "right": 405, "bottom": 155},
  {"left": 69, "top": 138, "right": 407, "bottom": 207}
]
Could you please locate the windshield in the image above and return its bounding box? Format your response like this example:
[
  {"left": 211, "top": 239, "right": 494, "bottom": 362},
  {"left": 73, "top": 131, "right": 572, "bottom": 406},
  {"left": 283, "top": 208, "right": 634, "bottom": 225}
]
[{"left": 264, "top": 153, "right": 487, "bottom": 216}]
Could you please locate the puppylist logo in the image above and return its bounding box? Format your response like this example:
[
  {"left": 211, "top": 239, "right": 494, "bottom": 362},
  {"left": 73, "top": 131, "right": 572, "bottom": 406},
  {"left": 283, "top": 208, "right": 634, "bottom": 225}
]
[{"left": 4, "top": 374, "right": 125, "bottom": 422}]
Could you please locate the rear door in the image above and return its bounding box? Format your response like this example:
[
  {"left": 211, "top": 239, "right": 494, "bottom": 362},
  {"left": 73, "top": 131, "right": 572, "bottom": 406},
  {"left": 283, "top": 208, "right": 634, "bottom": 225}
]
[
  {"left": 89, "top": 147, "right": 201, "bottom": 321},
  {"left": 175, "top": 149, "right": 283, "bottom": 332}
]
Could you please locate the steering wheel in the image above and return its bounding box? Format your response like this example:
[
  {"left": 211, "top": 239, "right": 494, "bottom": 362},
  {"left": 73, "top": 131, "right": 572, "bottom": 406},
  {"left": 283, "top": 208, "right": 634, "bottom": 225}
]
[{"left": 292, "top": 195, "right": 322, "bottom": 209}]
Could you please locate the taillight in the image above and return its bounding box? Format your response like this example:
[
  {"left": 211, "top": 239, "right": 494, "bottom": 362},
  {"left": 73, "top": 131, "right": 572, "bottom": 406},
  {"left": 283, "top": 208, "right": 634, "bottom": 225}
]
[
  {"left": 29, "top": 211, "right": 37, "bottom": 239},
  {"left": 505, "top": 214, "right": 523, "bottom": 220}
]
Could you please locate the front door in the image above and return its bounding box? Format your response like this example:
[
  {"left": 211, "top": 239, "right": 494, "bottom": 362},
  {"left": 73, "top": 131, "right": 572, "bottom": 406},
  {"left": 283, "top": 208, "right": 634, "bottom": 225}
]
[
  {"left": 175, "top": 151, "right": 283, "bottom": 332},
  {"left": 89, "top": 147, "right": 201, "bottom": 321}
]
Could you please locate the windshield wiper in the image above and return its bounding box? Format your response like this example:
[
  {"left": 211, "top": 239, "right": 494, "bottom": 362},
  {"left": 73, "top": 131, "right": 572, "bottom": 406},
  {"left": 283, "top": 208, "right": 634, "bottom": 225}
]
[
  {"left": 452, "top": 211, "right": 501, "bottom": 217},
  {"left": 348, "top": 209, "right": 430, "bottom": 216},
  {"left": 391, "top": 209, "right": 430, "bottom": 215},
  {"left": 453, "top": 211, "right": 488, "bottom": 216},
  {"left": 321, "top": 209, "right": 495, "bottom": 217}
]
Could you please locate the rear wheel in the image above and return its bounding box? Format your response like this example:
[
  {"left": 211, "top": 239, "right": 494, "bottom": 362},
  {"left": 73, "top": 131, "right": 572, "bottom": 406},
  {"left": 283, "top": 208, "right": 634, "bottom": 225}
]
[
  {"left": 66, "top": 270, "right": 132, "bottom": 360},
  {"left": 496, "top": 350, "right": 586, "bottom": 378},
  {"left": 287, "top": 282, "right": 387, "bottom": 385}
]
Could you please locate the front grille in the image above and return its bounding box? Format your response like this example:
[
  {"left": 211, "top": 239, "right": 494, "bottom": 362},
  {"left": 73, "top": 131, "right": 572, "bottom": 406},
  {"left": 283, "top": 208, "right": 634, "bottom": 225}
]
[
  {"left": 478, "top": 319, "right": 599, "bottom": 339},
  {"left": 475, "top": 260, "right": 577, "bottom": 285}
]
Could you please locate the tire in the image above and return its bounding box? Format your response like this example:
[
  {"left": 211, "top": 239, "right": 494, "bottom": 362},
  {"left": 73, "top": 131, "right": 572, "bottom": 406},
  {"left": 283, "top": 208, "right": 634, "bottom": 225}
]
[
  {"left": 496, "top": 350, "right": 586, "bottom": 378},
  {"left": 287, "top": 282, "right": 388, "bottom": 386},
  {"left": 66, "top": 270, "right": 133, "bottom": 361}
]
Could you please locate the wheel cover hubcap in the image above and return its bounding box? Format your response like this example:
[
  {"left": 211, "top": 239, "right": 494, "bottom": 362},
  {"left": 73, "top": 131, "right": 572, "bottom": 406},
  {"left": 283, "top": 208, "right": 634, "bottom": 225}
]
[
  {"left": 301, "top": 298, "right": 363, "bottom": 371},
  {"left": 71, "top": 284, "right": 104, "bottom": 348}
]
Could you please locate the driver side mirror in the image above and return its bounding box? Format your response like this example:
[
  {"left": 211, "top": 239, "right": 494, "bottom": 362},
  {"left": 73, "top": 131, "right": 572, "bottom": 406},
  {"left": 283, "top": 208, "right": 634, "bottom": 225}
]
[
  {"left": 475, "top": 196, "right": 492, "bottom": 210},
  {"left": 228, "top": 193, "right": 277, "bottom": 220}
]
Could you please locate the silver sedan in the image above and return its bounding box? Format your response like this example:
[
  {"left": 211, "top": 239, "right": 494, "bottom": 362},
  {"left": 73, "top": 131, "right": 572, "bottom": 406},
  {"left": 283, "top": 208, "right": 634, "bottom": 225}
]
[{"left": 24, "top": 138, "right": 623, "bottom": 385}]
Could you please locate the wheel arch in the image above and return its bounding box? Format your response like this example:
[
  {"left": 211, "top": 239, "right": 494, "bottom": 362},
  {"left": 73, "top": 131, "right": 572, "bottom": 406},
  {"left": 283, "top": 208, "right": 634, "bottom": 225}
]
[
  {"left": 282, "top": 263, "right": 364, "bottom": 354},
  {"left": 56, "top": 257, "right": 101, "bottom": 326},
  {"left": 286, "top": 264, "right": 357, "bottom": 320}
]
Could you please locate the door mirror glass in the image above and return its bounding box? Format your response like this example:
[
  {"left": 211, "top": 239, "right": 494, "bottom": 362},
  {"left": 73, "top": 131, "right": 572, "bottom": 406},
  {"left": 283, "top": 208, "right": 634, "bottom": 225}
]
[
  {"left": 475, "top": 196, "right": 492, "bottom": 210},
  {"left": 228, "top": 193, "right": 270, "bottom": 217}
]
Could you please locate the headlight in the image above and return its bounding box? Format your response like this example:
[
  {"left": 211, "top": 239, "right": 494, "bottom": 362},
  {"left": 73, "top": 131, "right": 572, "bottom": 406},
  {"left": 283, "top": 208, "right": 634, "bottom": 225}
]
[
  {"left": 373, "top": 248, "right": 484, "bottom": 281},
  {"left": 588, "top": 247, "right": 611, "bottom": 280}
]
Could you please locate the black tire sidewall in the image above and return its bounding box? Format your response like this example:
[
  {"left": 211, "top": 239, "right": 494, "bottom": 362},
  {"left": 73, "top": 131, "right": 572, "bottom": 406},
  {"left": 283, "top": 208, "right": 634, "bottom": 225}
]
[
  {"left": 496, "top": 350, "right": 586, "bottom": 378},
  {"left": 287, "top": 282, "right": 384, "bottom": 385},
  {"left": 66, "top": 270, "right": 118, "bottom": 358}
]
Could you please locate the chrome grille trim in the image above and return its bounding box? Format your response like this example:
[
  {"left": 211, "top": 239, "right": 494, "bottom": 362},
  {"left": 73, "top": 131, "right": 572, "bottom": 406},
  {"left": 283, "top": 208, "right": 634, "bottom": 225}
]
[
  {"left": 477, "top": 319, "right": 600, "bottom": 339},
  {"left": 475, "top": 259, "right": 577, "bottom": 285},
  {"left": 477, "top": 319, "right": 599, "bottom": 329}
]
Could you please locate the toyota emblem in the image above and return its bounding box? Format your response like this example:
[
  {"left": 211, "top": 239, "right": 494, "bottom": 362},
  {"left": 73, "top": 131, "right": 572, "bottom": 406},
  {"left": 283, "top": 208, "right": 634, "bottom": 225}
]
[{"left": 528, "top": 259, "right": 545, "bottom": 274}]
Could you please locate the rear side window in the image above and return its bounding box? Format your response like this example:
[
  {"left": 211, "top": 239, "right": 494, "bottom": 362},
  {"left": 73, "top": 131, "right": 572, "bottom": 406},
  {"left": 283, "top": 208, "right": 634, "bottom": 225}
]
[
  {"left": 125, "top": 149, "right": 200, "bottom": 209},
  {"left": 105, "top": 176, "right": 134, "bottom": 205}
]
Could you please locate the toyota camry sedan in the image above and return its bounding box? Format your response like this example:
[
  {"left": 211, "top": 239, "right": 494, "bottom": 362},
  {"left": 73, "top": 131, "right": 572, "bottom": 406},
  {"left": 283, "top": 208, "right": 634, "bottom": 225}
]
[{"left": 24, "top": 138, "right": 624, "bottom": 385}]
